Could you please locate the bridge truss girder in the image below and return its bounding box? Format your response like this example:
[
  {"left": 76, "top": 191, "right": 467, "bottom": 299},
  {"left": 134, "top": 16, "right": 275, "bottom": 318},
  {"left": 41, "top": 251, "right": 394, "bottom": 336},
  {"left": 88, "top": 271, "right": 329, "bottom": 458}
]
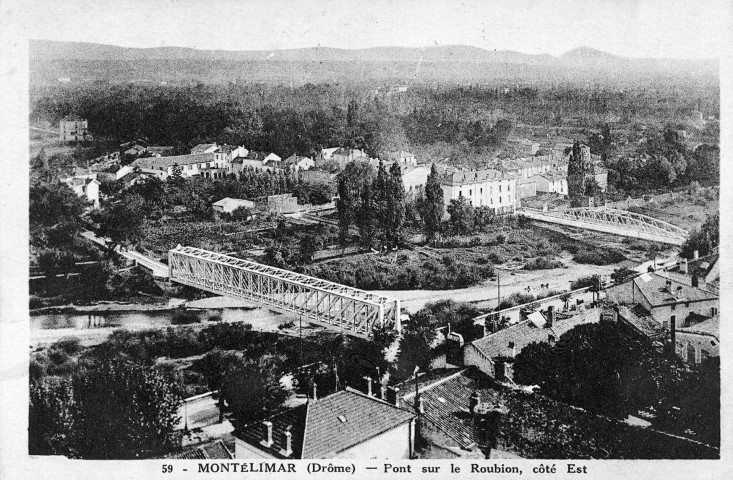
[
  {"left": 519, "top": 207, "right": 689, "bottom": 245},
  {"left": 168, "top": 246, "right": 400, "bottom": 338}
]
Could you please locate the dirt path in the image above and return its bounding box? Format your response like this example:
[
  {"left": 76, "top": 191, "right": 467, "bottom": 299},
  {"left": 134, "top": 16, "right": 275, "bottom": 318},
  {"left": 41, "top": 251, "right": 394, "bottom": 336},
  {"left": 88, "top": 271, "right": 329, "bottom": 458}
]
[{"left": 371, "top": 256, "right": 618, "bottom": 312}]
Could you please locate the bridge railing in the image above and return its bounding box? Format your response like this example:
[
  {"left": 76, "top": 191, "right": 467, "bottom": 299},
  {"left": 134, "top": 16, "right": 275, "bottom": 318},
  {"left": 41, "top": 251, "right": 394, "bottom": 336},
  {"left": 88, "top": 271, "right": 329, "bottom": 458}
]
[{"left": 168, "top": 246, "right": 400, "bottom": 338}]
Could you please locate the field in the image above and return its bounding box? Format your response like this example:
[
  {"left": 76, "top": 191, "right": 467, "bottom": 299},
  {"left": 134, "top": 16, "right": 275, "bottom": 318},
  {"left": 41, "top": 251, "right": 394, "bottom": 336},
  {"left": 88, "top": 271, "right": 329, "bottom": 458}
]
[{"left": 623, "top": 187, "right": 718, "bottom": 232}]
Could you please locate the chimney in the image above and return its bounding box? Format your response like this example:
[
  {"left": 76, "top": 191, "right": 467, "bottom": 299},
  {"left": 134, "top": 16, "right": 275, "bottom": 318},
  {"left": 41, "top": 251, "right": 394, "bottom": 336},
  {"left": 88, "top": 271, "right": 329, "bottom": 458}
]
[
  {"left": 386, "top": 386, "right": 400, "bottom": 406},
  {"left": 380, "top": 383, "right": 387, "bottom": 400},
  {"left": 692, "top": 275, "right": 699, "bottom": 288},
  {"left": 260, "top": 421, "right": 273, "bottom": 448},
  {"left": 469, "top": 391, "right": 481, "bottom": 415},
  {"left": 312, "top": 382, "right": 317, "bottom": 401},
  {"left": 693, "top": 250, "right": 699, "bottom": 260},
  {"left": 364, "top": 376, "right": 373, "bottom": 396},
  {"left": 680, "top": 258, "right": 689, "bottom": 274},
  {"left": 508, "top": 341, "right": 516, "bottom": 358},
  {"left": 665, "top": 279, "right": 673, "bottom": 292},
  {"left": 546, "top": 306, "right": 555, "bottom": 328},
  {"left": 283, "top": 430, "right": 293, "bottom": 457}
]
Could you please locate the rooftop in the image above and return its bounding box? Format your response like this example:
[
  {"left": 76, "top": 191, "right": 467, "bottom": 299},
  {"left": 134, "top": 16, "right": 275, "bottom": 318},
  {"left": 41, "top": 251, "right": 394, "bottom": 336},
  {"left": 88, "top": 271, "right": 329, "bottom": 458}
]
[
  {"left": 168, "top": 439, "right": 234, "bottom": 460},
  {"left": 469, "top": 308, "right": 600, "bottom": 360},
  {"left": 132, "top": 153, "right": 214, "bottom": 169},
  {"left": 212, "top": 197, "right": 255, "bottom": 209},
  {"left": 238, "top": 388, "right": 415, "bottom": 459},
  {"left": 634, "top": 272, "right": 717, "bottom": 307},
  {"left": 678, "top": 316, "right": 719, "bottom": 340},
  {"left": 440, "top": 168, "right": 509, "bottom": 186}
]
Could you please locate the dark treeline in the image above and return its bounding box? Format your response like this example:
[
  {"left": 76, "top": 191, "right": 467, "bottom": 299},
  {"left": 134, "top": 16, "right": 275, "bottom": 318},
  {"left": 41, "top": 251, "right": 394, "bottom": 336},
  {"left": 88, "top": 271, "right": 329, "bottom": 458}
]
[{"left": 32, "top": 80, "right": 717, "bottom": 162}]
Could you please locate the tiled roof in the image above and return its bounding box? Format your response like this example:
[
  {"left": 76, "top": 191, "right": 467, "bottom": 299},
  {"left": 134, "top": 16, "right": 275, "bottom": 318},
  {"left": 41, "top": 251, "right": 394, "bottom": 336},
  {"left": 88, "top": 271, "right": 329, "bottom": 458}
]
[
  {"left": 212, "top": 197, "right": 255, "bottom": 209},
  {"left": 133, "top": 153, "right": 214, "bottom": 169},
  {"left": 678, "top": 316, "right": 719, "bottom": 339},
  {"left": 616, "top": 304, "right": 665, "bottom": 339},
  {"left": 469, "top": 309, "right": 600, "bottom": 360},
  {"left": 440, "top": 169, "right": 508, "bottom": 186},
  {"left": 301, "top": 388, "right": 415, "bottom": 458},
  {"left": 191, "top": 143, "right": 217, "bottom": 153},
  {"left": 401, "top": 369, "right": 503, "bottom": 449},
  {"left": 240, "top": 403, "right": 308, "bottom": 459},
  {"left": 239, "top": 389, "right": 415, "bottom": 459},
  {"left": 169, "top": 440, "right": 234, "bottom": 459},
  {"left": 633, "top": 272, "right": 717, "bottom": 307}
]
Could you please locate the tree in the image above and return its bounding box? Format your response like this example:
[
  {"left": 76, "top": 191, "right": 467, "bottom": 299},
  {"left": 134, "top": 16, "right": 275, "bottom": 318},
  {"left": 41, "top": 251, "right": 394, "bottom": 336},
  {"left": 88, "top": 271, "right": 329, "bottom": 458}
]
[
  {"left": 394, "top": 318, "right": 438, "bottom": 382},
  {"left": 385, "top": 162, "right": 406, "bottom": 249},
  {"left": 336, "top": 160, "right": 374, "bottom": 247},
  {"left": 567, "top": 141, "right": 586, "bottom": 199},
  {"left": 447, "top": 196, "right": 475, "bottom": 235},
  {"left": 170, "top": 163, "right": 183, "bottom": 182},
  {"left": 421, "top": 164, "right": 444, "bottom": 244},
  {"left": 513, "top": 322, "right": 685, "bottom": 418},
  {"left": 222, "top": 354, "right": 289, "bottom": 432},
  {"left": 298, "top": 232, "right": 323, "bottom": 264},
  {"left": 193, "top": 349, "right": 242, "bottom": 423},
  {"left": 611, "top": 267, "right": 636, "bottom": 285},
  {"left": 91, "top": 201, "right": 145, "bottom": 252},
  {"left": 680, "top": 212, "right": 719, "bottom": 259},
  {"left": 30, "top": 360, "right": 184, "bottom": 459}
]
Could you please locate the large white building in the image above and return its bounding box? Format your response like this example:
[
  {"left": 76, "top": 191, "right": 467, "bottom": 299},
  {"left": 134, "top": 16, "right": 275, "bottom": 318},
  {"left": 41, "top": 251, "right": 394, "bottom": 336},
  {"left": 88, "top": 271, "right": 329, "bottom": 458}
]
[
  {"left": 440, "top": 169, "right": 516, "bottom": 214},
  {"left": 131, "top": 153, "right": 217, "bottom": 179}
]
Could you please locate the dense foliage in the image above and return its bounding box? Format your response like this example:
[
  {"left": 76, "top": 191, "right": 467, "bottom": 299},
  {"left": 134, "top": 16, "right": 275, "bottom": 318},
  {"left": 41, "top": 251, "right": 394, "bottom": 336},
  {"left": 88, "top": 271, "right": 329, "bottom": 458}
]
[{"left": 29, "top": 359, "right": 183, "bottom": 459}]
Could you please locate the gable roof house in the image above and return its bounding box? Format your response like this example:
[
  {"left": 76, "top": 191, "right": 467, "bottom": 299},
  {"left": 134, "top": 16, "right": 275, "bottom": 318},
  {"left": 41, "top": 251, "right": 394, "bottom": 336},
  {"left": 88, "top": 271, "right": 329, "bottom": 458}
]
[
  {"left": 282, "top": 155, "right": 315, "bottom": 171},
  {"left": 131, "top": 153, "right": 215, "bottom": 180},
  {"left": 191, "top": 143, "right": 219, "bottom": 154},
  {"left": 605, "top": 272, "right": 719, "bottom": 331},
  {"left": 234, "top": 388, "right": 416, "bottom": 459},
  {"left": 464, "top": 307, "right": 601, "bottom": 381}
]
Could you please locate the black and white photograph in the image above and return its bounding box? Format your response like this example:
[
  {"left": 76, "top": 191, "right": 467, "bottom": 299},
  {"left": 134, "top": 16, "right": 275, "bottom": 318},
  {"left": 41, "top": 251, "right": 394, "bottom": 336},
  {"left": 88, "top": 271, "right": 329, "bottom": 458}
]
[{"left": 0, "top": 0, "right": 730, "bottom": 475}]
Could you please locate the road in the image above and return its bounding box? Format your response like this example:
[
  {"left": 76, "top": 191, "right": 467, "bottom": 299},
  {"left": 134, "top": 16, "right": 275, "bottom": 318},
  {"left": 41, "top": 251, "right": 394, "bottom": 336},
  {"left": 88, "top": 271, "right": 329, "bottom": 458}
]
[
  {"left": 81, "top": 230, "right": 170, "bottom": 277},
  {"left": 371, "top": 256, "right": 618, "bottom": 312}
]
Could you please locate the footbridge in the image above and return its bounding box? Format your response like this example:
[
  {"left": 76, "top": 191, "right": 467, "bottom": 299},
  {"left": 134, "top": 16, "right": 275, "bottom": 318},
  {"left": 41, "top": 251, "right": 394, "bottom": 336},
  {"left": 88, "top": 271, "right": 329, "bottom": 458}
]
[
  {"left": 518, "top": 207, "right": 689, "bottom": 246},
  {"left": 168, "top": 246, "right": 401, "bottom": 338}
]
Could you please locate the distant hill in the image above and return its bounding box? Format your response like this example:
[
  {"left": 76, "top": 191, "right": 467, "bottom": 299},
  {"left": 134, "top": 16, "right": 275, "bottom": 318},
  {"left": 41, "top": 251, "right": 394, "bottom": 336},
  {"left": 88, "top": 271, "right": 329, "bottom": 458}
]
[{"left": 29, "top": 40, "right": 718, "bottom": 87}]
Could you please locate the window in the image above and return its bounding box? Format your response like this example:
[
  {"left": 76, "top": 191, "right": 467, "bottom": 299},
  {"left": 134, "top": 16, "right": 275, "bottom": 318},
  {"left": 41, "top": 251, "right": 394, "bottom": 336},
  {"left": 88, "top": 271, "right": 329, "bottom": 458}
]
[
  {"left": 459, "top": 190, "right": 463, "bottom": 198},
  {"left": 671, "top": 304, "right": 676, "bottom": 311},
  {"left": 499, "top": 197, "right": 502, "bottom": 204},
  {"left": 499, "top": 185, "right": 502, "bottom": 192},
  {"left": 469, "top": 189, "right": 472, "bottom": 196},
  {"left": 480, "top": 188, "right": 483, "bottom": 195},
  {"left": 711, "top": 340, "right": 717, "bottom": 346},
  {"left": 711, "top": 307, "right": 718, "bottom": 316},
  {"left": 508, "top": 184, "right": 511, "bottom": 191}
]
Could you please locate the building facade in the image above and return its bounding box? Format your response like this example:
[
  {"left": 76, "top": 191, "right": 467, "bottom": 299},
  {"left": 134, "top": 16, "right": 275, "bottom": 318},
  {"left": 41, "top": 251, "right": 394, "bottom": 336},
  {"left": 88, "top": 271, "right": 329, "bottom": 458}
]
[
  {"left": 59, "top": 118, "right": 88, "bottom": 142},
  {"left": 440, "top": 169, "right": 516, "bottom": 214}
]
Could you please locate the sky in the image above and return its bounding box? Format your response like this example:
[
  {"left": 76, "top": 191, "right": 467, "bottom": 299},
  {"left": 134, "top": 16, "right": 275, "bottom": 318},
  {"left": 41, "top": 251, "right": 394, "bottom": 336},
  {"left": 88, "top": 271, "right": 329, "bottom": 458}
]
[{"left": 6, "top": 0, "right": 731, "bottom": 58}]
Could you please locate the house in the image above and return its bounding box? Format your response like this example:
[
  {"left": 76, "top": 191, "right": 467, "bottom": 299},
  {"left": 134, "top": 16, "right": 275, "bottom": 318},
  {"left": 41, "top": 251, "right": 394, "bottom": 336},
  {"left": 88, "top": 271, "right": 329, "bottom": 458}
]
[
  {"left": 387, "top": 150, "right": 418, "bottom": 168},
  {"left": 516, "top": 178, "right": 537, "bottom": 200},
  {"left": 234, "top": 151, "right": 276, "bottom": 172},
  {"left": 441, "top": 169, "right": 516, "bottom": 214},
  {"left": 191, "top": 143, "right": 219, "bottom": 154},
  {"left": 62, "top": 176, "right": 101, "bottom": 209},
  {"left": 464, "top": 307, "right": 601, "bottom": 380},
  {"left": 234, "top": 388, "right": 417, "bottom": 459},
  {"left": 254, "top": 193, "right": 301, "bottom": 215},
  {"left": 212, "top": 197, "right": 256, "bottom": 219},
  {"left": 131, "top": 153, "right": 216, "bottom": 180},
  {"left": 402, "top": 166, "right": 431, "bottom": 198},
  {"left": 670, "top": 251, "right": 719, "bottom": 292},
  {"left": 282, "top": 155, "right": 315, "bottom": 172},
  {"left": 319, "top": 147, "right": 340, "bottom": 161},
  {"left": 530, "top": 173, "right": 568, "bottom": 195},
  {"left": 59, "top": 118, "right": 88, "bottom": 142},
  {"left": 263, "top": 153, "right": 282, "bottom": 166},
  {"left": 145, "top": 146, "right": 175, "bottom": 157},
  {"left": 330, "top": 148, "right": 369, "bottom": 169},
  {"left": 605, "top": 272, "right": 719, "bottom": 331},
  {"left": 675, "top": 316, "right": 719, "bottom": 364},
  {"left": 394, "top": 368, "right": 519, "bottom": 458},
  {"left": 507, "top": 139, "right": 540, "bottom": 156}
]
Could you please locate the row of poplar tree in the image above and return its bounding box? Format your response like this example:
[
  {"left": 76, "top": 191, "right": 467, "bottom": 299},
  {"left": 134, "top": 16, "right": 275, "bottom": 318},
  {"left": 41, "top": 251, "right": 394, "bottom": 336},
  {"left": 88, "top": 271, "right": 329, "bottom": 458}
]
[{"left": 336, "top": 161, "right": 446, "bottom": 249}]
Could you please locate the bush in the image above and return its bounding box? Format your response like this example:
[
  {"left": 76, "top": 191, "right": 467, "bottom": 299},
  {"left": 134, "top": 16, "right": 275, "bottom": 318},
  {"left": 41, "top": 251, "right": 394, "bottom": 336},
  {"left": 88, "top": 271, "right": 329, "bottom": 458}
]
[
  {"left": 573, "top": 247, "right": 625, "bottom": 265},
  {"left": 52, "top": 337, "right": 82, "bottom": 354},
  {"left": 171, "top": 310, "right": 201, "bottom": 325},
  {"left": 524, "top": 257, "right": 565, "bottom": 270}
]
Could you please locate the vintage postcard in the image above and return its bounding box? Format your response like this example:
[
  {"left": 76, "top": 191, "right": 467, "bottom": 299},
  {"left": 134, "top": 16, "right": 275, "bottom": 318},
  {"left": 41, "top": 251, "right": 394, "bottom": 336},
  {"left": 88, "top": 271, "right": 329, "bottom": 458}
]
[{"left": 0, "top": 0, "right": 730, "bottom": 478}]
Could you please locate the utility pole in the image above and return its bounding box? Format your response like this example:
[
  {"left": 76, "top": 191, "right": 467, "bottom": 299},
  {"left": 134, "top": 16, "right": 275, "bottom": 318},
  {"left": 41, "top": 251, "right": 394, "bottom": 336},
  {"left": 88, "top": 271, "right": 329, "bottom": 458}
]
[{"left": 497, "top": 270, "right": 501, "bottom": 309}]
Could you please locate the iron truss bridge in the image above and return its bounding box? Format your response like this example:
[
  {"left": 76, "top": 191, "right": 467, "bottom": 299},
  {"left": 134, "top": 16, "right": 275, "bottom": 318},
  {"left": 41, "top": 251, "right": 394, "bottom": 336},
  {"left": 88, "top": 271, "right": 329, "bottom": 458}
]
[
  {"left": 168, "top": 246, "right": 401, "bottom": 338},
  {"left": 518, "top": 207, "right": 689, "bottom": 246}
]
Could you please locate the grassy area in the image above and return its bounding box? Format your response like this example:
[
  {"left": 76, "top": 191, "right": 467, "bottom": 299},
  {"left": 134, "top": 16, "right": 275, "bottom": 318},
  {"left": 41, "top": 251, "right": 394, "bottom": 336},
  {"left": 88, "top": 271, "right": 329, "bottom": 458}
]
[{"left": 625, "top": 186, "right": 718, "bottom": 232}]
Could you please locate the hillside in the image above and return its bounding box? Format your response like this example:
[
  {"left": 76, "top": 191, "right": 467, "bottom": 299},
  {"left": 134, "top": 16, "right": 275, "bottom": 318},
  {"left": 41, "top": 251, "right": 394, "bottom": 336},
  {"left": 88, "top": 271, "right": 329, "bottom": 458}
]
[{"left": 29, "top": 40, "right": 718, "bottom": 87}]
